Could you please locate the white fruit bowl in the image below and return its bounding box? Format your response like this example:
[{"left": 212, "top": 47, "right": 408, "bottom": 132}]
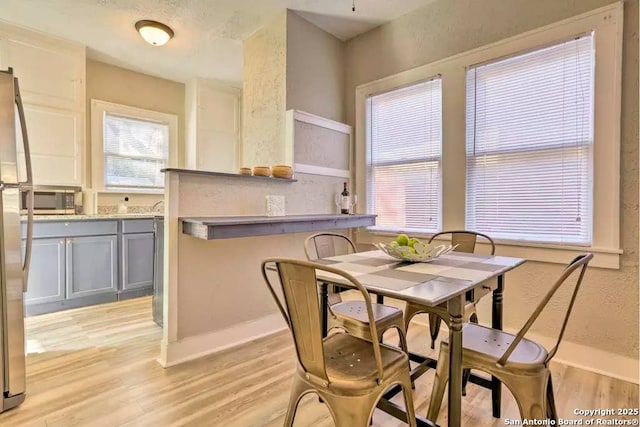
[{"left": 375, "top": 242, "right": 457, "bottom": 263}]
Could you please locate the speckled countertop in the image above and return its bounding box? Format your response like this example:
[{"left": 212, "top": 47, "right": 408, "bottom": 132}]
[{"left": 21, "top": 214, "right": 163, "bottom": 222}]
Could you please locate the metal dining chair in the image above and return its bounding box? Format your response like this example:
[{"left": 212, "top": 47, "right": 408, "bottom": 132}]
[
  {"left": 404, "top": 230, "right": 497, "bottom": 350},
  {"left": 262, "top": 258, "right": 417, "bottom": 427},
  {"left": 426, "top": 253, "right": 593, "bottom": 423},
  {"left": 304, "top": 233, "right": 408, "bottom": 353}
]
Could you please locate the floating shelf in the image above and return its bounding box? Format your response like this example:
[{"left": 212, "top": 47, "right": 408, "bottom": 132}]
[
  {"left": 181, "top": 214, "right": 376, "bottom": 240},
  {"left": 161, "top": 168, "right": 297, "bottom": 182}
]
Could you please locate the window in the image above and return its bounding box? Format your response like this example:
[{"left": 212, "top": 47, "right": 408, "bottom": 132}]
[
  {"left": 91, "top": 100, "right": 177, "bottom": 192},
  {"left": 466, "top": 35, "right": 594, "bottom": 245},
  {"left": 366, "top": 78, "right": 442, "bottom": 233},
  {"left": 356, "top": 4, "right": 622, "bottom": 268},
  {"left": 103, "top": 114, "right": 168, "bottom": 191}
]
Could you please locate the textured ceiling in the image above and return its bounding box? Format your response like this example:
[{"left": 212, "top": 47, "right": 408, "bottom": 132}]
[{"left": 0, "top": 0, "right": 435, "bottom": 85}]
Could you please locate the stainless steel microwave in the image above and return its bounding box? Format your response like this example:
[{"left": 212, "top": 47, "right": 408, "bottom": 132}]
[{"left": 20, "top": 187, "right": 80, "bottom": 215}]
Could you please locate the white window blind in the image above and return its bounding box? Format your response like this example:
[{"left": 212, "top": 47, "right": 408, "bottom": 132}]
[
  {"left": 367, "top": 78, "right": 442, "bottom": 233},
  {"left": 103, "top": 113, "right": 169, "bottom": 191},
  {"left": 466, "top": 34, "right": 594, "bottom": 245}
]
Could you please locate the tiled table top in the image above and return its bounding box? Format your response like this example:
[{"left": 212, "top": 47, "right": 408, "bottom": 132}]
[{"left": 316, "top": 250, "right": 525, "bottom": 306}]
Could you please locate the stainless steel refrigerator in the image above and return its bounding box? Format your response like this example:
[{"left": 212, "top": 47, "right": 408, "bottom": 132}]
[{"left": 0, "top": 68, "right": 33, "bottom": 412}]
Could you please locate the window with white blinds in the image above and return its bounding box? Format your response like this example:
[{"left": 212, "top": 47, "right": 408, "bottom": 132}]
[
  {"left": 466, "top": 34, "right": 594, "bottom": 245},
  {"left": 103, "top": 113, "right": 169, "bottom": 191},
  {"left": 366, "top": 78, "right": 442, "bottom": 233}
]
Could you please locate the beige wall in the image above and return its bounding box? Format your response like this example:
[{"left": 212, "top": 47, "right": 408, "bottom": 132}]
[
  {"left": 241, "top": 11, "right": 346, "bottom": 168},
  {"left": 345, "top": 0, "right": 639, "bottom": 362},
  {"left": 85, "top": 59, "right": 185, "bottom": 207},
  {"left": 161, "top": 170, "right": 347, "bottom": 365},
  {"left": 241, "top": 13, "right": 287, "bottom": 167},
  {"left": 286, "top": 11, "right": 345, "bottom": 123}
]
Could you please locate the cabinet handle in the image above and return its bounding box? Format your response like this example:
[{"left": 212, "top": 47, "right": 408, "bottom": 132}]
[{"left": 64, "top": 222, "right": 69, "bottom": 226}]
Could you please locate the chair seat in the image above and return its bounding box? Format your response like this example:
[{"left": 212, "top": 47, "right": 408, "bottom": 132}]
[
  {"left": 443, "top": 323, "right": 548, "bottom": 365},
  {"left": 331, "top": 301, "right": 402, "bottom": 324},
  {"left": 323, "top": 332, "right": 408, "bottom": 391}
]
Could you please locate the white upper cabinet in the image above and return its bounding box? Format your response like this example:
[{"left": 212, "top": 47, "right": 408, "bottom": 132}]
[
  {"left": 185, "top": 78, "right": 241, "bottom": 173},
  {"left": 16, "top": 104, "right": 82, "bottom": 185},
  {"left": 0, "top": 22, "right": 85, "bottom": 186}
]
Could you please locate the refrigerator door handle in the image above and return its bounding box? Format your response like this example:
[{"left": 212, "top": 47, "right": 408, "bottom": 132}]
[
  {"left": 14, "top": 77, "right": 33, "bottom": 289},
  {"left": 14, "top": 78, "right": 32, "bottom": 187},
  {"left": 21, "top": 189, "right": 33, "bottom": 290}
]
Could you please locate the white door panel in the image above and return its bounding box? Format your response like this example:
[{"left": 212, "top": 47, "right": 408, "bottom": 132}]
[
  {"left": 0, "top": 36, "right": 83, "bottom": 110},
  {"left": 29, "top": 154, "right": 81, "bottom": 186}
]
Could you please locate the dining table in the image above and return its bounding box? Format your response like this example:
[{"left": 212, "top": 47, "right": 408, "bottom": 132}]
[{"left": 313, "top": 249, "right": 525, "bottom": 427}]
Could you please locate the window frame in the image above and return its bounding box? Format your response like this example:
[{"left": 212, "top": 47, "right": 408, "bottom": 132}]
[
  {"left": 354, "top": 3, "right": 623, "bottom": 269},
  {"left": 91, "top": 99, "right": 178, "bottom": 194}
]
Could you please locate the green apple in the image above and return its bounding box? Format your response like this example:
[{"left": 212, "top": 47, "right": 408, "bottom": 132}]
[
  {"left": 396, "top": 234, "right": 409, "bottom": 246},
  {"left": 408, "top": 237, "right": 421, "bottom": 248}
]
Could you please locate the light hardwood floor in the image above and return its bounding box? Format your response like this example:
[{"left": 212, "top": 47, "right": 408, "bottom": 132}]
[{"left": 0, "top": 297, "right": 637, "bottom": 426}]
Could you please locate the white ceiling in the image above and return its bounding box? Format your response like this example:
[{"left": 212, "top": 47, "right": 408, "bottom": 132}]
[{"left": 0, "top": 0, "right": 434, "bottom": 85}]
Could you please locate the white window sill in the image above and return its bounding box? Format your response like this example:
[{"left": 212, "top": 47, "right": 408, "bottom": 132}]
[{"left": 365, "top": 227, "right": 622, "bottom": 269}]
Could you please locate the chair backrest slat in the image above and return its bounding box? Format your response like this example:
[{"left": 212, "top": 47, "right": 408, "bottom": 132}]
[
  {"left": 277, "top": 261, "right": 327, "bottom": 381},
  {"left": 304, "top": 232, "right": 357, "bottom": 261},
  {"left": 496, "top": 253, "right": 593, "bottom": 366},
  {"left": 304, "top": 233, "right": 357, "bottom": 306},
  {"left": 429, "top": 230, "right": 496, "bottom": 255},
  {"left": 262, "top": 258, "right": 385, "bottom": 384}
]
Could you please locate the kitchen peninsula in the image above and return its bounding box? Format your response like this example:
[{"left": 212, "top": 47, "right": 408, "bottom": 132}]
[{"left": 160, "top": 168, "right": 368, "bottom": 367}]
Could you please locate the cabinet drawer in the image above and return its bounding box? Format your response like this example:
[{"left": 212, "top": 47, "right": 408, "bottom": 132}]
[
  {"left": 121, "top": 219, "right": 154, "bottom": 234},
  {"left": 24, "top": 220, "right": 118, "bottom": 238}
]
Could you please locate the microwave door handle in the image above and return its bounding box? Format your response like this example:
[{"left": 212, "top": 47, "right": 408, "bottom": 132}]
[{"left": 14, "top": 77, "right": 33, "bottom": 187}]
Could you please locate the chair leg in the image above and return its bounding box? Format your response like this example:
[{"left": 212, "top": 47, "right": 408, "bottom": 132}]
[
  {"left": 461, "top": 312, "right": 479, "bottom": 396},
  {"left": 400, "top": 371, "right": 418, "bottom": 427},
  {"left": 396, "top": 325, "right": 409, "bottom": 354},
  {"left": 508, "top": 373, "right": 547, "bottom": 420},
  {"left": 428, "top": 313, "right": 442, "bottom": 350},
  {"left": 320, "top": 391, "right": 378, "bottom": 427},
  {"left": 546, "top": 375, "right": 559, "bottom": 422},
  {"left": 426, "top": 346, "right": 449, "bottom": 422},
  {"left": 284, "top": 376, "right": 311, "bottom": 427},
  {"left": 404, "top": 302, "right": 421, "bottom": 333}
]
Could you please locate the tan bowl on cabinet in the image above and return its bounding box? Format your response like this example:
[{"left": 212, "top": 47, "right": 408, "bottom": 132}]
[
  {"left": 253, "top": 166, "right": 271, "bottom": 177},
  {"left": 239, "top": 167, "right": 252, "bottom": 175},
  {"left": 272, "top": 165, "right": 293, "bottom": 179}
]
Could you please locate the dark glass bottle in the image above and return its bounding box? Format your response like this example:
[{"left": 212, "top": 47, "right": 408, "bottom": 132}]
[{"left": 340, "top": 182, "right": 350, "bottom": 214}]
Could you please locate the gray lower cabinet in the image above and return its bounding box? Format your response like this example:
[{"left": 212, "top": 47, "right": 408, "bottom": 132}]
[
  {"left": 24, "top": 238, "right": 65, "bottom": 305},
  {"left": 23, "top": 218, "right": 161, "bottom": 315},
  {"left": 66, "top": 235, "right": 118, "bottom": 299},
  {"left": 121, "top": 233, "right": 154, "bottom": 292}
]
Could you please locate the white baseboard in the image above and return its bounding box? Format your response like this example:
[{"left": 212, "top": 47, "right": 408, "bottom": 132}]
[{"left": 158, "top": 313, "right": 287, "bottom": 368}]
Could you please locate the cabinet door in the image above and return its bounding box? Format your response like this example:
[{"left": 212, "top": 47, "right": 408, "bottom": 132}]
[
  {"left": 23, "top": 238, "right": 65, "bottom": 304},
  {"left": 121, "top": 233, "right": 154, "bottom": 291},
  {"left": 17, "top": 104, "right": 82, "bottom": 185},
  {"left": 66, "top": 235, "right": 117, "bottom": 299},
  {"left": 0, "top": 34, "right": 84, "bottom": 110}
]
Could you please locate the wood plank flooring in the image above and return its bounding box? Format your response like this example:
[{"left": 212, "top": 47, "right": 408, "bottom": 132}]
[{"left": 0, "top": 297, "right": 637, "bottom": 426}]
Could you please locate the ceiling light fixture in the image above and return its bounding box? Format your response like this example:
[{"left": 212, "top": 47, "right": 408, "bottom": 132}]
[{"left": 135, "top": 20, "right": 174, "bottom": 46}]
